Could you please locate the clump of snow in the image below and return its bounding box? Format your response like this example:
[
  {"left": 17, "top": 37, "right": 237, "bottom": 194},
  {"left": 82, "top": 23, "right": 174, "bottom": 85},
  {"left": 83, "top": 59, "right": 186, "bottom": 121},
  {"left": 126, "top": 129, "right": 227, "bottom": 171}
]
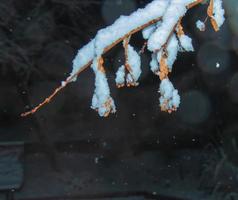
[
  {"left": 196, "top": 20, "right": 205, "bottom": 31},
  {"left": 166, "top": 34, "right": 179, "bottom": 71},
  {"left": 61, "top": 81, "right": 66, "bottom": 87},
  {"left": 147, "top": 0, "right": 195, "bottom": 52},
  {"left": 142, "top": 21, "right": 161, "bottom": 40},
  {"left": 70, "top": 40, "right": 95, "bottom": 81},
  {"left": 150, "top": 53, "right": 160, "bottom": 74},
  {"left": 159, "top": 78, "right": 180, "bottom": 112},
  {"left": 178, "top": 34, "right": 194, "bottom": 52},
  {"left": 91, "top": 58, "right": 116, "bottom": 117},
  {"left": 115, "top": 65, "right": 125, "bottom": 86},
  {"left": 127, "top": 45, "right": 142, "bottom": 84},
  {"left": 213, "top": 0, "right": 225, "bottom": 29}
]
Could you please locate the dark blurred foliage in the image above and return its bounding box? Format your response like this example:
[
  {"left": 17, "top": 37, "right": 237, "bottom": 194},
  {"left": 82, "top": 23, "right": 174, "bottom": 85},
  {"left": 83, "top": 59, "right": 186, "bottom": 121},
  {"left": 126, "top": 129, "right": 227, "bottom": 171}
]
[{"left": 0, "top": 0, "right": 238, "bottom": 199}]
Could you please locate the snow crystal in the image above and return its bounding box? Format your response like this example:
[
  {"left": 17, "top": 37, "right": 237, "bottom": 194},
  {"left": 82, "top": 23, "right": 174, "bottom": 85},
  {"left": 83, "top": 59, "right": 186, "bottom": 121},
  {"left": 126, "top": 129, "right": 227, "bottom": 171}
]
[
  {"left": 196, "top": 20, "right": 205, "bottom": 31},
  {"left": 147, "top": 0, "right": 195, "bottom": 52}
]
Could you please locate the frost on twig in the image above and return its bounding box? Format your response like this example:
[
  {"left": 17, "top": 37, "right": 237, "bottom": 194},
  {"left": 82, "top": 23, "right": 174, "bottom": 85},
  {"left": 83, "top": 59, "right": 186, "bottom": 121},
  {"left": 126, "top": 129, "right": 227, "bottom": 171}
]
[{"left": 21, "top": 0, "right": 225, "bottom": 118}]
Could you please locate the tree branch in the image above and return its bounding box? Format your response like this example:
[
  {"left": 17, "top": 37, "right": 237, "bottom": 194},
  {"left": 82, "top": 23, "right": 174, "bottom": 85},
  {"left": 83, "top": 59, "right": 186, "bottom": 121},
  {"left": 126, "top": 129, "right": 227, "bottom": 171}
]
[{"left": 21, "top": 0, "right": 206, "bottom": 117}]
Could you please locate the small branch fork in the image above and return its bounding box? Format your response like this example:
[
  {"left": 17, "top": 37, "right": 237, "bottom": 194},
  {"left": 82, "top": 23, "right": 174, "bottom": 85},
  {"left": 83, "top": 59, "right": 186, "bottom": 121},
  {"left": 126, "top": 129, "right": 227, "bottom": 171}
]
[{"left": 21, "top": 0, "right": 204, "bottom": 117}]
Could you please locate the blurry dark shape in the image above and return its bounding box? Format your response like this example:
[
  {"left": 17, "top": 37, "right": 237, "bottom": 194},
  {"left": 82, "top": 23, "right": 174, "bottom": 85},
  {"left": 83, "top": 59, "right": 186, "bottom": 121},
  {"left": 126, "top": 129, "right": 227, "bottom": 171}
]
[
  {"left": 228, "top": 72, "right": 238, "bottom": 103},
  {"left": 224, "top": 0, "right": 238, "bottom": 37},
  {"left": 192, "top": 5, "right": 232, "bottom": 50},
  {"left": 37, "top": 42, "right": 74, "bottom": 78},
  {"left": 197, "top": 42, "right": 230, "bottom": 75},
  {"left": 178, "top": 90, "right": 211, "bottom": 124},
  {"left": 101, "top": 0, "right": 137, "bottom": 25},
  {"left": 0, "top": 142, "right": 24, "bottom": 200}
]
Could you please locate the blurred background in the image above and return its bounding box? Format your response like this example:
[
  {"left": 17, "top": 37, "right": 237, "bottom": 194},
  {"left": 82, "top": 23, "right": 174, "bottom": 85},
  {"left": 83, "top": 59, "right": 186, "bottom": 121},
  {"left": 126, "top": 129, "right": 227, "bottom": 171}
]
[{"left": 0, "top": 0, "right": 238, "bottom": 200}]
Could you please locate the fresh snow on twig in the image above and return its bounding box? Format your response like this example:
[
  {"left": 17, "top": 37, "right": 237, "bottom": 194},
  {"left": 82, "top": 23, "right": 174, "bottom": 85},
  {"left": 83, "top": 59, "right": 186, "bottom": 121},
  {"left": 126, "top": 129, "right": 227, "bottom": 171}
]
[
  {"left": 94, "top": 0, "right": 169, "bottom": 56},
  {"left": 91, "top": 58, "right": 116, "bottom": 117},
  {"left": 147, "top": 0, "right": 195, "bottom": 52},
  {"left": 166, "top": 34, "right": 179, "bottom": 71},
  {"left": 126, "top": 45, "right": 141, "bottom": 84},
  {"left": 178, "top": 35, "right": 194, "bottom": 52},
  {"left": 159, "top": 78, "right": 180, "bottom": 112},
  {"left": 213, "top": 0, "right": 225, "bottom": 29},
  {"left": 24, "top": 0, "right": 225, "bottom": 117},
  {"left": 115, "top": 65, "right": 126, "bottom": 86},
  {"left": 150, "top": 53, "right": 160, "bottom": 74},
  {"left": 70, "top": 0, "right": 169, "bottom": 82}
]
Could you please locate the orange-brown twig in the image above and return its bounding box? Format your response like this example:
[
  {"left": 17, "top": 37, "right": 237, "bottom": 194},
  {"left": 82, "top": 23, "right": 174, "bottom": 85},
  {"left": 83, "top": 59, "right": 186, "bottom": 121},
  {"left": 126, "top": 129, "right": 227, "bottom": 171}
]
[{"left": 21, "top": 64, "right": 90, "bottom": 117}]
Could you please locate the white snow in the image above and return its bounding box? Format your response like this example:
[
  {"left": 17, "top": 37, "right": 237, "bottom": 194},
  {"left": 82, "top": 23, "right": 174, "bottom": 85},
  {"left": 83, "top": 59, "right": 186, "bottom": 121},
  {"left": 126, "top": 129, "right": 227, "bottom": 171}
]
[
  {"left": 127, "top": 45, "right": 142, "bottom": 83},
  {"left": 70, "top": 40, "right": 95, "bottom": 81},
  {"left": 91, "top": 58, "right": 116, "bottom": 117},
  {"left": 178, "top": 34, "right": 194, "bottom": 52},
  {"left": 64, "top": 0, "right": 225, "bottom": 117},
  {"left": 70, "top": 0, "right": 170, "bottom": 82},
  {"left": 94, "top": 0, "right": 170, "bottom": 56},
  {"left": 213, "top": 0, "right": 225, "bottom": 29},
  {"left": 166, "top": 34, "right": 179, "bottom": 71},
  {"left": 142, "top": 21, "right": 161, "bottom": 40},
  {"left": 150, "top": 53, "right": 160, "bottom": 73},
  {"left": 115, "top": 65, "right": 125, "bottom": 86},
  {"left": 142, "top": 24, "right": 157, "bottom": 40},
  {"left": 159, "top": 78, "right": 180, "bottom": 111},
  {"left": 147, "top": 0, "right": 195, "bottom": 52},
  {"left": 196, "top": 20, "right": 205, "bottom": 31}
]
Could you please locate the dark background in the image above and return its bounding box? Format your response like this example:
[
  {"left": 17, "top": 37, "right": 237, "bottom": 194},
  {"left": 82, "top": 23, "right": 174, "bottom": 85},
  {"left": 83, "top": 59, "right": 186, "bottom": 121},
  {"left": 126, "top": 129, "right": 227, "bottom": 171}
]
[{"left": 0, "top": 0, "right": 238, "bottom": 199}]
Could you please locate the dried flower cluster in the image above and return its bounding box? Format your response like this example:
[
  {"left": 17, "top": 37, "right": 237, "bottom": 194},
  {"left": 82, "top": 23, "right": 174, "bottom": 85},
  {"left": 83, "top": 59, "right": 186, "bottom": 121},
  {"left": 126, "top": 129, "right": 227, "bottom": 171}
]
[{"left": 21, "top": 0, "right": 225, "bottom": 118}]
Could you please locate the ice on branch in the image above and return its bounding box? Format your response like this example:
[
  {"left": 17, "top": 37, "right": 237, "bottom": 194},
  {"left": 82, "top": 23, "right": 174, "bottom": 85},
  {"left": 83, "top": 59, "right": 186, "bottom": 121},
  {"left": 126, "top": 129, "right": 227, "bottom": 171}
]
[
  {"left": 159, "top": 78, "right": 180, "bottom": 113},
  {"left": 21, "top": 0, "right": 226, "bottom": 118}
]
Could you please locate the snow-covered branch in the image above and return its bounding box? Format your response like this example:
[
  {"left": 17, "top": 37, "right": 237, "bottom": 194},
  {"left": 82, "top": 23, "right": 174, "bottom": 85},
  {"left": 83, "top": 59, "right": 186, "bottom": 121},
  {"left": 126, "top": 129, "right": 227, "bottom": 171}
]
[{"left": 21, "top": 0, "right": 225, "bottom": 117}]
